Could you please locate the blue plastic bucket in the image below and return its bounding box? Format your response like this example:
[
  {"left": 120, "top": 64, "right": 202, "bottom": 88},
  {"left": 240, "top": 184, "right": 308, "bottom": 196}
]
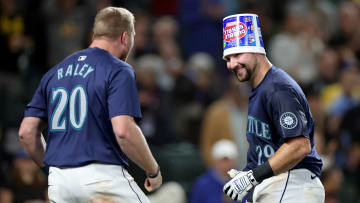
[{"left": 223, "top": 14, "right": 266, "bottom": 60}]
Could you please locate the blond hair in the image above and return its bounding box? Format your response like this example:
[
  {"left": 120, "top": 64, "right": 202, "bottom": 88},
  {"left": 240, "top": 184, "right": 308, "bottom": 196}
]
[{"left": 93, "top": 7, "right": 135, "bottom": 39}]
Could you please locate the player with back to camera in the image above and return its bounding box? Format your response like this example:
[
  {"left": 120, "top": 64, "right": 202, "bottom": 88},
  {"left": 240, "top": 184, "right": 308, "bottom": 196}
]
[
  {"left": 18, "top": 7, "right": 162, "bottom": 203},
  {"left": 221, "top": 14, "right": 325, "bottom": 202}
]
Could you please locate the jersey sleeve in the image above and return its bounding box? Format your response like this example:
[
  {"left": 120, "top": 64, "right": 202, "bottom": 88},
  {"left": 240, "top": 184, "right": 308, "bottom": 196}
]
[
  {"left": 107, "top": 67, "right": 142, "bottom": 121},
  {"left": 269, "top": 89, "right": 309, "bottom": 140},
  {"left": 24, "top": 78, "right": 48, "bottom": 118}
]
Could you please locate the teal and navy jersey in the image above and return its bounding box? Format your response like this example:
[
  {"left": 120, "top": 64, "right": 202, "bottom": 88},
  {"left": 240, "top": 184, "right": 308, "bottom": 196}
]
[
  {"left": 244, "top": 66, "right": 322, "bottom": 177},
  {"left": 24, "top": 47, "right": 142, "bottom": 167}
]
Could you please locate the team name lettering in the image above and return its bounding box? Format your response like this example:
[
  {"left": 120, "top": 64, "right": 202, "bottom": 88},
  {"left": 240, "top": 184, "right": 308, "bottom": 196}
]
[
  {"left": 247, "top": 115, "right": 271, "bottom": 140},
  {"left": 57, "top": 63, "right": 94, "bottom": 80}
]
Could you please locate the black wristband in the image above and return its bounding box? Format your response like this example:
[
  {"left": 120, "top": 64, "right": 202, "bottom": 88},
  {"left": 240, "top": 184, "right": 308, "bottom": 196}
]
[
  {"left": 147, "top": 166, "right": 160, "bottom": 178},
  {"left": 252, "top": 160, "right": 274, "bottom": 182},
  {"left": 41, "top": 165, "right": 50, "bottom": 175}
]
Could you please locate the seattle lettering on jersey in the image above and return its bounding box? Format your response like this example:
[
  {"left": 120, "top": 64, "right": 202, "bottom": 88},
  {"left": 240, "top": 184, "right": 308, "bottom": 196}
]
[
  {"left": 57, "top": 63, "right": 94, "bottom": 80},
  {"left": 247, "top": 115, "right": 271, "bottom": 140}
]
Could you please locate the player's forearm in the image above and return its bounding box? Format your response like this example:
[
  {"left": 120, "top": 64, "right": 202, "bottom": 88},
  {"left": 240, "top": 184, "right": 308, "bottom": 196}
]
[
  {"left": 19, "top": 118, "right": 46, "bottom": 167},
  {"left": 268, "top": 136, "right": 311, "bottom": 175},
  {"left": 116, "top": 123, "right": 158, "bottom": 174}
]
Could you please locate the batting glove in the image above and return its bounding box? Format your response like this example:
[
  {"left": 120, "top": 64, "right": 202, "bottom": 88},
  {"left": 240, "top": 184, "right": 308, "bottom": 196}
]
[{"left": 223, "top": 169, "right": 259, "bottom": 202}]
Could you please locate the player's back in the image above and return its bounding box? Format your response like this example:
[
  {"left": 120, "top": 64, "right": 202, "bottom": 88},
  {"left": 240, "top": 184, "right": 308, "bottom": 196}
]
[{"left": 36, "top": 47, "right": 141, "bottom": 167}]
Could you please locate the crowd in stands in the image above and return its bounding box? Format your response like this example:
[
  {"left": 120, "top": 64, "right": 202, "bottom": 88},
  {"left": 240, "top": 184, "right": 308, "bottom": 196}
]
[{"left": 0, "top": 0, "right": 359, "bottom": 202}]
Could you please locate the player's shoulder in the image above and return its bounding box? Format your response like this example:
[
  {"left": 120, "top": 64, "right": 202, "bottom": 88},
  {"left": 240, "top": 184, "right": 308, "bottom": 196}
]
[
  {"left": 39, "top": 64, "right": 61, "bottom": 86},
  {"left": 38, "top": 49, "right": 91, "bottom": 82},
  {"left": 255, "top": 66, "right": 299, "bottom": 100},
  {"left": 265, "top": 66, "right": 307, "bottom": 100},
  {"left": 266, "top": 67, "right": 300, "bottom": 91},
  {"left": 110, "top": 58, "right": 134, "bottom": 72},
  {"left": 105, "top": 59, "right": 135, "bottom": 82}
]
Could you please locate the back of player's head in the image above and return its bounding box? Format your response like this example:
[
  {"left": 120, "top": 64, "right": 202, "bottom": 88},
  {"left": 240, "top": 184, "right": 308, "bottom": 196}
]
[{"left": 93, "top": 7, "right": 135, "bottom": 40}]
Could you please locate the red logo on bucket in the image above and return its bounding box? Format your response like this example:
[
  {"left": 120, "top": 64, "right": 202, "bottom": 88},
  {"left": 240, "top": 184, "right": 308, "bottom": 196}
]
[{"left": 224, "top": 22, "right": 247, "bottom": 41}]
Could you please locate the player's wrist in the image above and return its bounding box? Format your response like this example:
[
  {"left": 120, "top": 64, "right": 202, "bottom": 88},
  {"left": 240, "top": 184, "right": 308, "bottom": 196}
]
[
  {"left": 147, "top": 165, "right": 160, "bottom": 179},
  {"left": 41, "top": 165, "right": 50, "bottom": 175},
  {"left": 252, "top": 160, "right": 274, "bottom": 183},
  {"left": 245, "top": 170, "right": 259, "bottom": 186}
]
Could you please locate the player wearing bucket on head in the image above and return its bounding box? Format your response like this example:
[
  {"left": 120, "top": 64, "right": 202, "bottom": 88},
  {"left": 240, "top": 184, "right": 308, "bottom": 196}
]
[
  {"left": 18, "top": 7, "right": 162, "bottom": 202},
  {"left": 221, "top": 14, "right": 325, "bottom": 202}
]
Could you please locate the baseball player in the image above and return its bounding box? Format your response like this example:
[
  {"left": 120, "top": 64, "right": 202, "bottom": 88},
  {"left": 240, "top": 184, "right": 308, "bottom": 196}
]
[
  {"left": 19, "top": 7, "right": 162, "bottom": 202},
  {"left": 222, "top": 14, "right": 325, "bottom": 202}
]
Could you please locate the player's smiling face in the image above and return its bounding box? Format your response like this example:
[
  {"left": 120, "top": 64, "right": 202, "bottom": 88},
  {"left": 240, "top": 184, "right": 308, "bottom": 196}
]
[{"left": 226, "top": 53, "right": 258, "bottom": 82}]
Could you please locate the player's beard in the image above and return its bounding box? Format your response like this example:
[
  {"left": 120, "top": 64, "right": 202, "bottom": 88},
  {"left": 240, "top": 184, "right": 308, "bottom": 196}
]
[
  {"left": 120, "top": 45, "right": 132, "bottom": 62},
  {"left": 233, "top": 65, "right": 252, "bottom": 82},
  {"left": 120, "top": 34, "right": 134, "bottom": 62},
  {"left": 120, "top": 51, "right": 129, "bottom": 62},
  {"left": 233, "top": 56, "right": 258, "bottom": 82}
]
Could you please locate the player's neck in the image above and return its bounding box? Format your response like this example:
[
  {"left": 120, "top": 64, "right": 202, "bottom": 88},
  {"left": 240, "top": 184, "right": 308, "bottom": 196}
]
[
  {"left": 250, "top": 56, "right": 272, "bottom": 89},
  {"left": 90, "top": 37, "right": 123, "bottom": 59}
]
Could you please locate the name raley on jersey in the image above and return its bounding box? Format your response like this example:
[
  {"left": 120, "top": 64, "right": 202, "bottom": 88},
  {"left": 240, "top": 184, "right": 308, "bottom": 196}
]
[{"left": 56, "top": 55, "right": 95, "bottom": 80}]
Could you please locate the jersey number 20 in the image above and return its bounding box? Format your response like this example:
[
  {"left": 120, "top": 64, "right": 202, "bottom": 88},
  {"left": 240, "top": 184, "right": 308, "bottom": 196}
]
[{"left": 50, "top": 86, "right": 88, "bottom": 131}]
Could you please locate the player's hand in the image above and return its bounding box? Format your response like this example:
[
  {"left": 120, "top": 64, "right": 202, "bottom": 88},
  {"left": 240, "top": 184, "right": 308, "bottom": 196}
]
[
  {"left": 223, "top": 169, "right": 259, "bottom": 202},
  {"left": 144, "top": 171, "right": 162, "bottom": 192}
]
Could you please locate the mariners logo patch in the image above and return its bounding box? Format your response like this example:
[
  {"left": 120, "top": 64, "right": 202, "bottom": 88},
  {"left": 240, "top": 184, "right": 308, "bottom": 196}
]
[{"left": 280, "top": 112, "right": 298, "bottom": 129}]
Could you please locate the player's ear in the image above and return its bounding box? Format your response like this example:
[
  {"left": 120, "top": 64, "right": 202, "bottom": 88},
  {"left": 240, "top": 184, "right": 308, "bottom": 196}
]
[{"left": 120, "top": 32, "right": 128, "bottom": 46}]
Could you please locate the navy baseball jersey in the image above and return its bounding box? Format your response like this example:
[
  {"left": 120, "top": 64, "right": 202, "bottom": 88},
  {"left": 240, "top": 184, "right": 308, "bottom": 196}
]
[
  {"left": 24, "top": 47, "right": 142, "bottom": 167},
  {"left": 244, "top": 66, "right": 322, "bottom": 177}
]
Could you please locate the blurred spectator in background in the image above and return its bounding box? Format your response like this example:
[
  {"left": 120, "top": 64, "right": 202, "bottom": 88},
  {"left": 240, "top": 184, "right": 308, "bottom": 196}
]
[
  {"left": 340, "top": 103, "right": 360, "bottom": 144},
  {"left": 131, "top": 11, "right": 153, "bottom": 58},
  {"left": 190, "top": 139, "right": 241, "bottom": 203},
  {"left": 269, "top": 7, "right": 325, "bottom": 86},
  {"left": 153, "top": 17, "right": 185, "bottom": 93},
  {"left": 157, "top": 41, "right": 183, "bottom": 92},
  {"left": 0, "top": 0, "right": 38, "bottom": 126},
  {"left": 333, "top": 70, "right": 360, "bottom": 203},
  {"left": 313, "top": 129, "right": 335, "bottom": 171},
  {"left": 0, "top": 0, "right": 31, "bottom": 74},
  {"left": 321, "top": 167, "right": 344, "bottom": 203},
  {"left": 287, "top": 0, "right": 337, "bottom": 42},
  {"left": 200, "top": 77, "right": 249, "bottom": 170},
  {"left": 326, "top": 65, "right": 360, "bottom": 138},
  {"left": 338, "top": 142, "right": 360, "bottom": 203},
  {"left": 330, "top": 1, "right": 360, "bottom": 59},
  {"left": 304, "top": 83, "right": 326, "bottom": 133},
  {"left": 132, "top": 16, "right": 183, "bottom": 92},
  {"left": 135, "top": 54, "right": 177, "bottom": 146},
  {"left": 179, "top": 0, "right": 224, "bottom": 60},
  {"left": 173, "top": 52, "right": 219, "bottom": 144},
  {"left": 303, "top": 83, "right": 336, "bottom": 171},
  {"left": 313, "top": 47, "right": 340, "bottom": 97},
  {"left": 184, "top": 52, "right": 220, "bottom": 107},
  {"left": 0, "top": 149, "right": 47, "bottom": 203},
  {"left": 153, "top": 15, "right": 178, "bottom": 47},
  {"left": 42, "top": 0, "right": 91, "bottom": 68}
]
